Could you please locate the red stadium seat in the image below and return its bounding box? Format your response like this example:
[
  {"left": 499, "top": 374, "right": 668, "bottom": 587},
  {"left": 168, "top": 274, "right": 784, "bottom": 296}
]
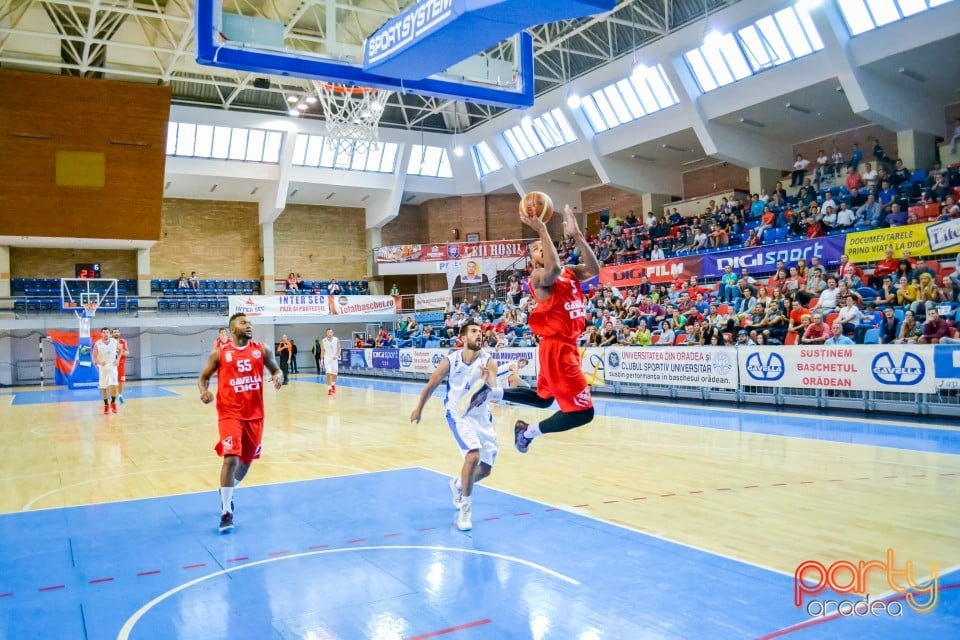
[{"left": 785, "top": 332, "right": 799, "bottom": 345}]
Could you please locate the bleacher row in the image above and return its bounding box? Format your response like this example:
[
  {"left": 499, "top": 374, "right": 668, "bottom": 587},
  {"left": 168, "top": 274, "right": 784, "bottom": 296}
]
[{"left": 11, "top": 278, "right": 139, "bottom": 315}]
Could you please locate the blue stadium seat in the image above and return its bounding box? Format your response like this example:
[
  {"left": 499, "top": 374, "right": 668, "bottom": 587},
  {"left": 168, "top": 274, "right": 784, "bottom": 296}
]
[
  {"left": 910, "top": 169, "right": 927, "bottom": 184},
  {"left": 862, "top": 328, "right": 880, "bottom": 345},
  {"left": 775, "top": 227, "right": 789, "bottom": 241}
]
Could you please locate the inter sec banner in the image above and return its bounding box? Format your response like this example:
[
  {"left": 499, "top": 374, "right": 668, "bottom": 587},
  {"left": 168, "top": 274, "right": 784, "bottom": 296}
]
[
  {"left": 738, "top": 345, "right": 936, "bottom": 393},
  {"left": 698, "top": 236, "right": 846, "bottom": 279},
  {"left": 603, "top": 346, "right": 738, "bottom": 390},
  {"left": 228, "top": 295, "right": 398, "bottom": 318}
]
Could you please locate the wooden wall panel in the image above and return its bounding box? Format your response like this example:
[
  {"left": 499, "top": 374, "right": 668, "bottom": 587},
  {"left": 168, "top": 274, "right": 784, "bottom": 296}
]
[
  {"left": 0, "top": 70, "right": 170, "bottom": 241},
  {"left": 11, "top": 248, "right": 137, "bottom": 279}
]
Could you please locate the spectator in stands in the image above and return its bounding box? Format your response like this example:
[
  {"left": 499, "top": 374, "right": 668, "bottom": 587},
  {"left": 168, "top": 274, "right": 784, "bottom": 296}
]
[
  {"left": 650, "top": 243, "right": 665, "bottom": 261},
  {"left": 914, "top": 258, "right": 936, "bottom": 281},
  {"left": 656, "top": 320, "right": 675, "bottom": 346},
  {"left": 177, "top": 272, "right": 189, "bottom": 289},
  {"left": 837, "top": 296, "right": 864, "bottom": 335},
  {"left": 951, "top": 118, "right": 960, "bottom": 154},
  {"left": 896, "top": 275, "right": 917, "bottom": 308},
  {"left": 748, "top": 194, "right": 764, "bottom": 219},
  {"left": 285, "top": 273, "right": 298, "bottom": 293},
  {"left": 918, "top": 308, "right": 952, "bottom": 344},
  {"left": 736, "top": 330, "right": 755, "bottom": 346},
  {"left": 821, "top": 205, "right": 838, "bottom": 230},
  {"left": 856, "top": 194, "right": 883, "bottom": 229},
  {"left": 188, "top": 271, "right": 200, "bottom": 290},
  {"left": 848, "top": 143, "right": 863, "bottom": 171},
  {"left": 801, "top": 313, "right": 830, "bottom": 344},
  {"left": 941, "top": 195, "right": 960, "bottom": 219},
  {"left": 942, "top": 275, "right": 958, "bottom": 303},
  {"left": 877, "top": 276, "right": 898, "bottom": 306},
  {"left": 708, "top": 224, "right": 729, "bottom": 249},
  {"left": 835, "top": 203, "right": 856, "bottom": 230},
  {"left": 844, "top": 168, "right": 863, "bottom": 193},
  {"left": 877, "top": 307, "right": 899, "bottom": 344},
  {"left": 816, "top": 277, "right": 840, "bottom": 313},
  {"left": 389, "top": 284, "right": 400, "bottom": 296},
  {"left": 890, "top": 159, "right": 911, "bottom": 186},
  {"left": 836, "top": 254, "right": 857, "bottom": 284},
  {"left": 824, "top": 321, "right": 854, "bottom": 346},
  {"left": 791, "top": 154, "right": 810, "bottom": 186},
  {"left": 914, "top": 272, "right": 941, "bottom": 315},
  {"left": 831, "top": 146, "right": 844, "bottom": 175},
  {"left": 328, "top": 280, "right": 342, "bottom": 295},
  {"left": 894, "top": 309, "right": 921, "bottom": 343},
  {"left": 756, "top": 206, "right": 776, "bottom": 240},
  {"left": 814, "top": 149, "right": 830, "bottom": 188},
  {"left": 295, "top": 273, "right": 305, "bottom": 290},
  {"left": 877, "top": 180, "right": 898, "bottom": 209},
  {"left": 930, "top": 173, "right": 951, "bottom": 202}
]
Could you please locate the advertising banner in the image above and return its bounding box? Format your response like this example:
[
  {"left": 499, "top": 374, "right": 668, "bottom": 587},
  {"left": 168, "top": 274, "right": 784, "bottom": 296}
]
[
  {"left": 699, "top": 237, "right": 846, "bottom": 279},
  {"left": 925, "top": 218, "right": 960, "bottom": 254},
  {"left": 229, "top": 294, "right": 331, "bottom": 318},
  {"left": 372, "top": 348, "right": 400, "bottom": 370},
  {"left": 377, "top": 240, "right": 526, "bottom": 263},
  {"left": 414, "top": 290, "right": 452, "bottom": 310},
  {"left": 399, "top": 348, "right": 449, "bottom": 374},
  {"left": 329, "top": 295, "right": 399, "bottom": 316},
  {"left": 933, "top": 345, "right": 960, "bottom": 390},
  {"left": 348, "top": 348, "right": 372, "bottom": 368},
  {"left": 489, "top": 347, "right": 537, "bottom": 377},
  {"left": 603, "top": 346, "right": 738, "bottom": 389},
  {"left": 601, "top": 256, "right": 702, "bottom": 286},
  {"left": 580, "top": 347, "right": 606, "bottom": 386},
  {"left": 47, "top": 330, "right": 100, "bottom": 389},
  {"left": 738, "top": 345, "right": 936, "bottom": 393}
]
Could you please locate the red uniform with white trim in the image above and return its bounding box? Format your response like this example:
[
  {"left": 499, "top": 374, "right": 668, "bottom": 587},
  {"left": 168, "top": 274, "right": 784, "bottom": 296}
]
[
  {"left": 215, "top": 336, "right": 232, "bottom": 350},
  {"left": 215, "top": 340, "right": 267, "bottom": 465},
  {"left": 528, "top": 267, "right": 593, "bottom": 412},
  {"left": 116, "top": 337, "right": 128, "bottom": 381}
]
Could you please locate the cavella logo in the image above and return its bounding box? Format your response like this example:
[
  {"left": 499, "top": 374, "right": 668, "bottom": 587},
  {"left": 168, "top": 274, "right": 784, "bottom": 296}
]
[{"left": 871, "top": 351, "right": 924, "bottom": 385}]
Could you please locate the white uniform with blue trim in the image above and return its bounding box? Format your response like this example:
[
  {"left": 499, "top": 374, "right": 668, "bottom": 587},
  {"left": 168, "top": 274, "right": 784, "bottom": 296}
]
[{"left": 444, "top": 348, "right": 498, "bottom": 466}]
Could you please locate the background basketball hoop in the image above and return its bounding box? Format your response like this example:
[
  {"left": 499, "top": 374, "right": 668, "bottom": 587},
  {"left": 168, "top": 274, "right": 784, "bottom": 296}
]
[{"left": 313, "top": 80, "right": 392, "bottom": 155}]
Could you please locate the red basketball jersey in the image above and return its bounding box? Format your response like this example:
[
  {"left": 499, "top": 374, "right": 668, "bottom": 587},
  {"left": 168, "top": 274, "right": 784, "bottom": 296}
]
[
  {"left": 116, "top": 338, "right": 128, "bottom": 364},
  {"left": 528, "top": 267, "right": 586, "bottom": 341},
  {"left": 216, "top": 340, "right": 266, "bottom": 420},
  {"left": 216, "top": 336, "right": 232, "bottom": 350}
]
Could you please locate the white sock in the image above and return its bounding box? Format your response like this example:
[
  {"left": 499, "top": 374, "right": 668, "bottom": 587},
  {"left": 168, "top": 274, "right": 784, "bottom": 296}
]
[
  {"left": 524, "top": 422, "right": 543, "bottom": 439},
  {"left": 454, "top": 478, "right": 462, "bottom": 491},
  {"left": 488, "top": 388, "right": 504, "bottom": 402},
  {"left": 220, "top": 487, "right": 234, "bottom": 514},
  {"left": 461, "top": 495, "right": 472, "bottom": 506}
]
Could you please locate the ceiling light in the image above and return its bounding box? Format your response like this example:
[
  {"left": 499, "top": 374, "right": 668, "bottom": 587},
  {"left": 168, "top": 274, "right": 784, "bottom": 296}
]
[
  {"left": 289, "top": 188, "right": 298, "bottom": 197},
  {"left": 571, "top": 171, "right": 597, "bottom": 179},
  {"left": 288, "top": 108, "right": 300, "bottom": 117},
  {"left": 287, "top": 96, "right": 298, "bottom": 104},
  {"left": 209, "top": 184, "right": 218, "bottom": 192},
  {"left": 325, "top": 192, "right": 336, "bottom": 200},
  {"left": 296, "top": 102, "right": 309, "bottom": 111},
  {"left": 547, "top": 178, "right": 571, "bottom": 185},
  {"left": 305, "top": 95, "right": 317, "bottom": 104},
  {"left": 785, "top": 102, "right": 813, "bottom": 114},
  {"left": 662, "top": 143, "right": 691, "bottom": 152},
  {"left": 453, "top": 146, "right": 464, "bottom": 157},
  {"left": 898, "top": 68, "right": 926, "bottom": 82},
  {"left": 630, "top": 154, "right": 655, "bottom": 162},
  {"left": 250, "top": 186, "right": 259, "bottom": 195},
  {"left": 739, "top": 117, "right": 765, "bottom": 128},
  {"left": 682, "top": 158, "right": 707, "bottom": 166},
  {"left": 566, "top": 94, "right": 582, "bottom": 109}
]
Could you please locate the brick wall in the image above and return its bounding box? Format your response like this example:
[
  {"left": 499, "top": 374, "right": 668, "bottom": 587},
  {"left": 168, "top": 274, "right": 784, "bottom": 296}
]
[
  {"left": 10, "top": 248, "right": 137, "bottom": 279},
  {"left": 682, "top": 162, "right": 750, "bottom": 199},
  {"left": 273, "top": 203, "right": 367, "bottom": 281},
  {"left": 581, "top": 185, "right": 644, "bottom": 219},
  {"left": 381, "top": 204, "right": 423, "bottom": 246},
  {"left": 151, "top": 199, "right": 261, "bottom": 280}
]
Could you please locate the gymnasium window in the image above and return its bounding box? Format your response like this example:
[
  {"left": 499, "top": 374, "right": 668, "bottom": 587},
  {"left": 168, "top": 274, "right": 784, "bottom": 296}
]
[
  {"left": 290, "top": 134, "right": 398, "bottom": 173},
  {"left": 473, "top": 141, "right": 502, "bottom": 177},
  {"left": 503, "top": 108, "right": 578, "bottom": 161},
  {"left": 407, "top": 145, "right": 453, "bottom": 178},
  {"left": 166, "top": 123, "right": 283, "bottom": 163},
  {"left": 580, "top": 64, "right": 679, "bottom": 134},
  {"left": 684, "top": 3, "right": 824, "bottom": 93},
  {"left": 837, "top": 0, "right": 952, "bottom": 36}
]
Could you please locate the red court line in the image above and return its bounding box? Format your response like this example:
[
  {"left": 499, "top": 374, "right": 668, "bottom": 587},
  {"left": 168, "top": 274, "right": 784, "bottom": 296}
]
[
  {"left": 347, "top": 538, "right": 365, "bottom": 544},
  {"left": 406, "top": 618, "right": 492, "bottom": 640},
  {"left": 573, "top": 503, "right": 590, "bottom": 507},
  {"left": 39, "top": 585, "right": 64, "bottom": 591},
  {"left": 417, "top": 527, "right": 436, "bottom": 532},
  {"left": 772, "top": 483, "right": 787, "bottom": 487},
  {"left": 716, "top": 487, "right": 732, "bottom": 491},
  {"left": 514, "top": 512, "right": 531, "bottom": 517},
  {"left": 268, "top": 551, "right": 289, "bottom": 557},
  {"left": 755, "top": 582, "right": 960, "bottom": 639},
  {"left": 309, "top": 545, "right": 329, "bottom": 550},
  {"left": 799, "top": 481, "right": 815, "bottom": 485},
  {"left": 226, "top": 557, "right": 248, "bottom": 563},
  {"left": 0, "top": 592, "right": 12, "bottom": 598},
  {"left": 688, "top": 490, "right": 703, "bottom": 494},
  {"left": 483, "top": 517, "right": 500, "bottom": 521},
  {"left": 544, "top": 507, "right": 559, "bottom": 512},
  {"left": 384, "top": 532, "right": 402, "bottom": 538},
  {"left": 602, "top": 500, "right": 618, "bottom": 504},
  {"left": 660, "top": 493, "right": 675, "bottom": 497},
  {"left": 744, "top": 485, "right": 760, "bottom": 489},
  {"left": 631, "top": 497, "right": 647, "bottom": 500},
  {"left": 137, "top": 570, "right": 160, "bottom": 577},
  {"left": 89, "top": 577, "right": 114, "bottom": 584},
  {"left": 183, "top": 563, "right": 206, "bottom": 570}
]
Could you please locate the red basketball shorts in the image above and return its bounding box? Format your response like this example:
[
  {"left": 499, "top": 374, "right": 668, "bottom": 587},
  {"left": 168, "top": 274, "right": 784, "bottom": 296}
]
[
  {"left": 536, "top": 339, "right": 593, "bottom": 413},
  {"left": 215, "top": 417, "right": 264, "bottom": 465}
]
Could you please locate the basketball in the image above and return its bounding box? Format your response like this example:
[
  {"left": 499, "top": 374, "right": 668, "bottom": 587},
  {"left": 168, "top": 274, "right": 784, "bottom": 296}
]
[{"left": 519, "top": 191, "right": 554, "bottom": 223}]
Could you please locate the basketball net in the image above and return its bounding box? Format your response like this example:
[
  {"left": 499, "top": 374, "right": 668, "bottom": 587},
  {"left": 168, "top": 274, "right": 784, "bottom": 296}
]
[{"left": 312, "top": 80, "right": 392, "bottom": 154}]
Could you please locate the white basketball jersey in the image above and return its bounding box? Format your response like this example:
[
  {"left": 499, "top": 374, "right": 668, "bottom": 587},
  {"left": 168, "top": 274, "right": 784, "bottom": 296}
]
[
  {"left": 444, "top": 349, "right": 492, "bottom": 417},
  {"left": 496, "top": 361, "right": 516, "bottom": 383},
  {"left": 322, "top": 337, "right": 339, "bottom": 359}
]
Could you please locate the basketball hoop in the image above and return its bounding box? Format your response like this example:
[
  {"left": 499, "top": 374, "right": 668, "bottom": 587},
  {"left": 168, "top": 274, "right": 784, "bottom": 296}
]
[
  {"left": 82, "top": 303, "right": 98, "bottom": 318},
  {"left": 313, "top": 80, "right": 391, "bottom": 154}
]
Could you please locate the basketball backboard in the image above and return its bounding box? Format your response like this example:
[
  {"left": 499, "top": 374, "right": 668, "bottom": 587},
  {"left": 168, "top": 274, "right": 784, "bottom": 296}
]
[
  {"left": 60, "top": 278, "right": 119, "bottom": 316},
  {"left": 195, "top": 0, "right": 533, "bottom": 108}
]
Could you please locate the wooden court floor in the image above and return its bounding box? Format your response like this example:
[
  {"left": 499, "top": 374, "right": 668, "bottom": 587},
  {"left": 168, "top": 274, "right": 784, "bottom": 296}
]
[{"left": 2, "top": 374, "right": 959, "bottom": 604}]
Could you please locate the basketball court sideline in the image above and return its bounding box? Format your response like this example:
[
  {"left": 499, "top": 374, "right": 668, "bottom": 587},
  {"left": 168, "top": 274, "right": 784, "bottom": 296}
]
[{"left": 1, "top": 375, "right": 958, "bottom": 638}]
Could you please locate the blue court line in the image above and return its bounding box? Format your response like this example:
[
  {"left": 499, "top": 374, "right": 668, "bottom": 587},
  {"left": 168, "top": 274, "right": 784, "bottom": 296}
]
[
  {"left": 10, "top": 385, "right": 180, "bottom": 406},
  {"left": 0, "top": 468, "right": 956, "bottom": 640},
  {"left": 306, "top": 376, "right": 960, "bottom": 457}
]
